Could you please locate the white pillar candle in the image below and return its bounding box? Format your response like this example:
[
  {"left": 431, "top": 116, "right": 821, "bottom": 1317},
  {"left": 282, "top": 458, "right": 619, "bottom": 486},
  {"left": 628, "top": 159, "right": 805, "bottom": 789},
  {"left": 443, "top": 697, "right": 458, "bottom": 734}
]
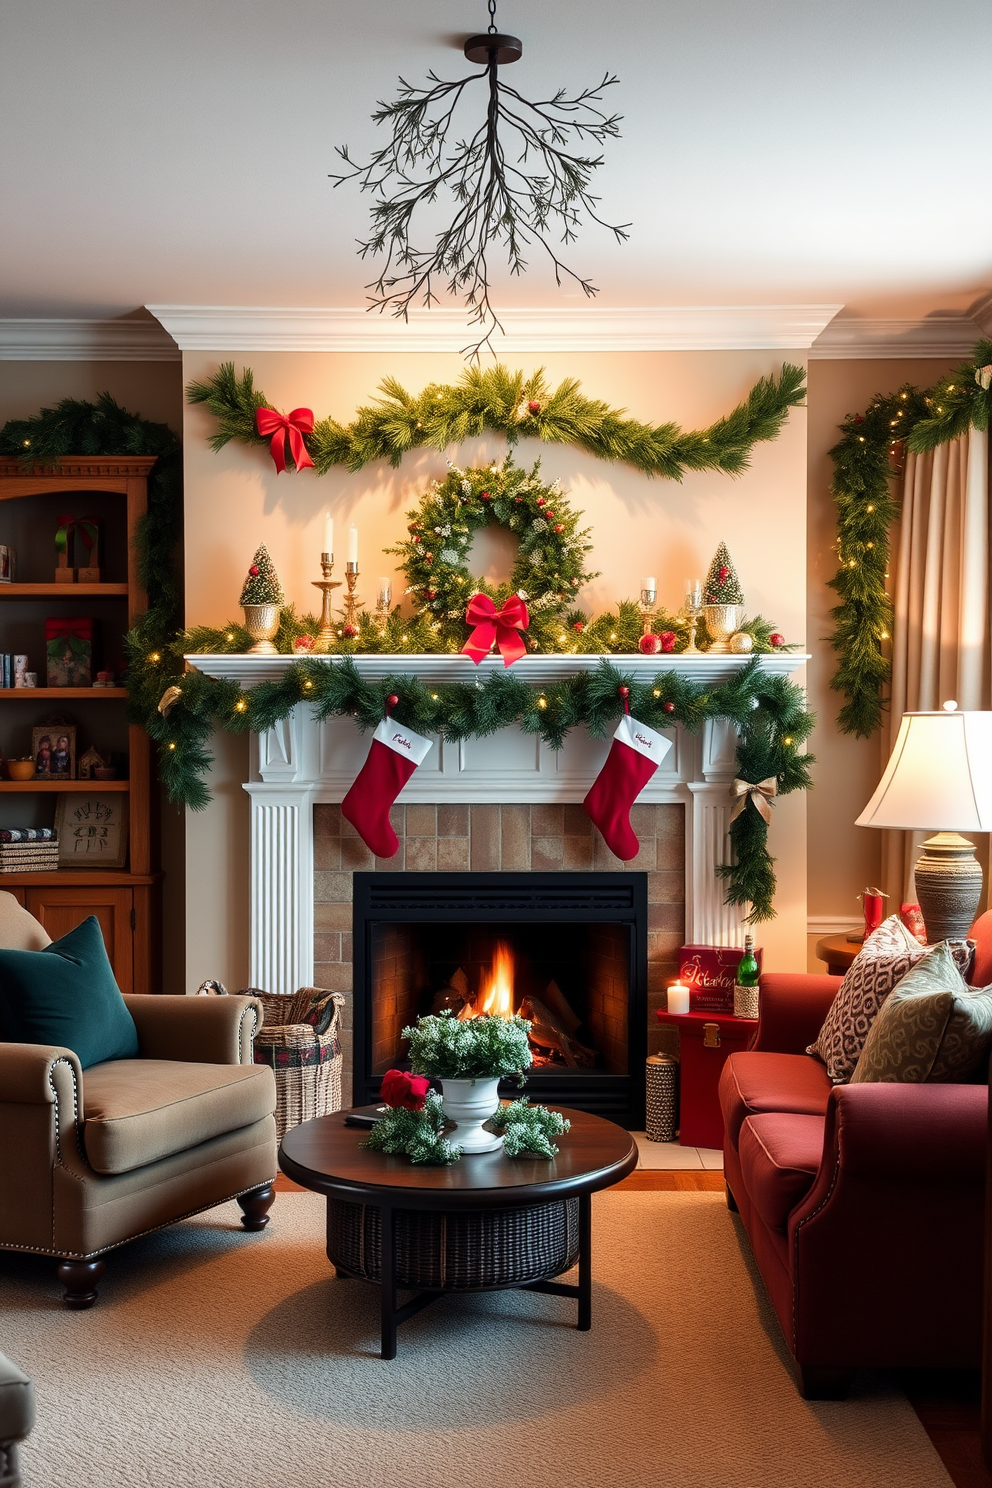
[
  {"left": 667, "top": 982, "right": 690, "bottom": 1015},
  {"left": 347, "top": 525, "right": 359, "bottom": 565},
  {"left": 323, "top": 512, "right": 334, "bottom": 556}
]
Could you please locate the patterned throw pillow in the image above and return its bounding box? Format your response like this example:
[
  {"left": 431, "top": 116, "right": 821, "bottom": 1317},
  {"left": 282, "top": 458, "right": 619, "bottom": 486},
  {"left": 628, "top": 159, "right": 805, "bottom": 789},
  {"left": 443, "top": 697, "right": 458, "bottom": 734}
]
[
  {"left": 807, "top": 916, "right": 974, "bottom": 1083},
  {"left": 851, "top": 941, "right": 992, "bottom": 1084}
]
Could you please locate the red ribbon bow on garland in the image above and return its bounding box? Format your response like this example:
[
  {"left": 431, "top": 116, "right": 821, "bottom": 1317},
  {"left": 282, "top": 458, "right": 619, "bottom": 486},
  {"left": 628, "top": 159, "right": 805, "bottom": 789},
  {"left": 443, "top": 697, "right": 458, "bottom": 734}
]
[
  {"left": 254, "top": 406, "right": 315, "bottom": 474},
  {"left": 461, "top": 592, "right": 530, "bottom": 667}
]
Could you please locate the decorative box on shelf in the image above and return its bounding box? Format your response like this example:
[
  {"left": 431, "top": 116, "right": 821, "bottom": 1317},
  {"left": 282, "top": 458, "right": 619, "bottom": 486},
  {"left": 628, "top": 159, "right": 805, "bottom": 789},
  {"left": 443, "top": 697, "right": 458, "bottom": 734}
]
[
  {"left": 679, "top": 943, "right": 764, "bottom": 1014},
  {"left": 45, "top": 617, "right": 94, "bottom": 688}
]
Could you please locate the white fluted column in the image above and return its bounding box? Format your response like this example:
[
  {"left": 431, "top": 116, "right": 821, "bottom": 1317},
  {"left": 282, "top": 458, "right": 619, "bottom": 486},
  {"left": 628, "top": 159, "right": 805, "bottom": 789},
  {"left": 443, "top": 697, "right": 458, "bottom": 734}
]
[{"left": 244, "top": 785, "right": 314, "bottom": 996}]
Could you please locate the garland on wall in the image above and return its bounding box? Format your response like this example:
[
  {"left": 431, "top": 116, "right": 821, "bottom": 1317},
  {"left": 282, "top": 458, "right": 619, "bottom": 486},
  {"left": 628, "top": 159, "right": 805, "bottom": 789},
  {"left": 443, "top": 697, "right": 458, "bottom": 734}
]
[
  {"left": 188, "top": 360, "right": 806, "bottom": 479},
  {"left": 827, "top": 338, "right": 992, "bottom": 736},
  {"left": 0, "top": 366, "right": 812, "bottom": 922}
]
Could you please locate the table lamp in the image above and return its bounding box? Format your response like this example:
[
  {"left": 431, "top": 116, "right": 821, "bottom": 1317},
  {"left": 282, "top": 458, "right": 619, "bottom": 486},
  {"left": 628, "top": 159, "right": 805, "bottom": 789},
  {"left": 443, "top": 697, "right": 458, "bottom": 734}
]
[{"left": 855, "top": 703, "right": 992, "bottom": 942}]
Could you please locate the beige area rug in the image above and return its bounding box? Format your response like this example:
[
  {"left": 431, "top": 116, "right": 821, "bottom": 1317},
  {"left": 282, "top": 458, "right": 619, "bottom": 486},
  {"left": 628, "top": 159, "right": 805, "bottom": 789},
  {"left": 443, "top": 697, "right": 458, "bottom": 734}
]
[{"left": 0, "top": 1191, "right": 951, "bottom": 1488}]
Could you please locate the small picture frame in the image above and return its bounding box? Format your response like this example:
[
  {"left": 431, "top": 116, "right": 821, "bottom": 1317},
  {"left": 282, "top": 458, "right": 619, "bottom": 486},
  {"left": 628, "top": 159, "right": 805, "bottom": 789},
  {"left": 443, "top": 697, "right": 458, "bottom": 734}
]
[
  {"left": 54, "top": 792, "right": 128, "bottom": 870},
  {"left": 32, "top": 725, "right": 76, "bottom": 780},
  {"left": 0, "top": 544, "right": 14, "bottom": 583}
]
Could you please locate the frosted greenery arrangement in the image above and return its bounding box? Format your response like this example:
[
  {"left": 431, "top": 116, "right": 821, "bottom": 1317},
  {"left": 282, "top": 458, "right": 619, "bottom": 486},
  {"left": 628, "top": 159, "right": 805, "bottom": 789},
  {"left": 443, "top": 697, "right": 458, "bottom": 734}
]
[{"left": 403, "top": 1009, "right": 533, "bottom": 1083}]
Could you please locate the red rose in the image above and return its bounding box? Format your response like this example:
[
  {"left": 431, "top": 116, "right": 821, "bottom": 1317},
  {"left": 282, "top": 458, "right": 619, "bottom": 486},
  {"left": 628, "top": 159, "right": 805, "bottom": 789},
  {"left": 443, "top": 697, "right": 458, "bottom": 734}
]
[
  {"left": 639, "top": 633, "right": 662, "bottom": 655},
  {"left": 293, "top": 635, "right": 315, "bottom": 652},
  {"left": 380, "top": 1069, "right": 431, "bottom": 1111},
  {"left": 343, "top": 623, "right": 359, "bottom": 639},
  {"left": 769, "top": 632, "right": 784, "bottom": 648},
  {"left": 659, "top": 631, "right": 677, "bottom": 652},
  {"left": 718, "top": 565, "right": 729, "bottom": 582},
  {"left": 528, "top": 400, "right": 541, "bottom": 415}
]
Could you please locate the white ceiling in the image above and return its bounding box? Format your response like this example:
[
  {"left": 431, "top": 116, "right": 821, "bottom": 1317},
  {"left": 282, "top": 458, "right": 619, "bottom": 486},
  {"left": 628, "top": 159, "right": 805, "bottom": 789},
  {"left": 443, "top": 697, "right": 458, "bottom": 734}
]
[{"left": 2, "top": 0, "right": 991, "bottom": 325}]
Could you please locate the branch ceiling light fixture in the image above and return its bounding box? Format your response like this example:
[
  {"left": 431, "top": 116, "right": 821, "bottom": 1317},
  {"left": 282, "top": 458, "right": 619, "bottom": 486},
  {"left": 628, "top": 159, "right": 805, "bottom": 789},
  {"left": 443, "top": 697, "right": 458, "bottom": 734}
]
[{"left": 331, "top": 0, "right": 629, "bottom": 357}]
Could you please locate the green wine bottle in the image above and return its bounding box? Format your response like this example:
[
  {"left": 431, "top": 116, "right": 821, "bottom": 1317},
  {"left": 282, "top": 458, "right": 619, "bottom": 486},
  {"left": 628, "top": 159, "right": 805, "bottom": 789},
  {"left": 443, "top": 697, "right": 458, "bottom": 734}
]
[{"left": 734, "top": 934, "right": 760, "bottom": 1019}]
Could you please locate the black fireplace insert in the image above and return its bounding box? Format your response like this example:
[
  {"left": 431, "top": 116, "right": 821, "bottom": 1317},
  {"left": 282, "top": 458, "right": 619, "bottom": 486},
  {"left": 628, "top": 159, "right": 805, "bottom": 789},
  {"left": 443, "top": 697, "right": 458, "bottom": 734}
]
[{"left": 352, "top": 872, "right": 647, "bottom": 1127}]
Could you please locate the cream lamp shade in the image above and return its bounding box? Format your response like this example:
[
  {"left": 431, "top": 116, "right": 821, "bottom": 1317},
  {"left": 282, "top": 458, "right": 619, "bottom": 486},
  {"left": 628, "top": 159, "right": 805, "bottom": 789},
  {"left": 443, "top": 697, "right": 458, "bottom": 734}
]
[
  {"left": 855, "top": 708, "right": 992, "bottom": 832},
  {"left": 856, "top": 706, "right": 992, "bottom": 943}
]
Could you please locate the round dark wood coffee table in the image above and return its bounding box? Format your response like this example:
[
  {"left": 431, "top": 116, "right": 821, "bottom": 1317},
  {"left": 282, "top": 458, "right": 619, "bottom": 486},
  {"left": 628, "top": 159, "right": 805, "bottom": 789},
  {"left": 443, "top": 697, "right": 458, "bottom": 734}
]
[{"left": 279, "top": 1105, "right": 637, "bottom": 1358}]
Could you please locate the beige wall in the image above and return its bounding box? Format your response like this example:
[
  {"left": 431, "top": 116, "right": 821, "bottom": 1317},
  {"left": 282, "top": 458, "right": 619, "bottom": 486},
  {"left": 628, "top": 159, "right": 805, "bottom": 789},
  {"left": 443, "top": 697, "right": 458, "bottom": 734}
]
[
  {"left": 0, "top": 359, "right": 188, "bottom": 990},
  {"left": 181, "top": 348, "right": 809, "bottom": 986},
  {"left": 803, "top": 355, "right": 958, "bottom": 969}
]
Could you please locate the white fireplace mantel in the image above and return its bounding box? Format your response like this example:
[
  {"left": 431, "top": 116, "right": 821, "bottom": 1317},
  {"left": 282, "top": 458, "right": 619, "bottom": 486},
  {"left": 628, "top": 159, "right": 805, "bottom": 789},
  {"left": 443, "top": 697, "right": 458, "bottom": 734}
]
[{"left": 185, "top": 653, "right": 809, "bottom": 995}]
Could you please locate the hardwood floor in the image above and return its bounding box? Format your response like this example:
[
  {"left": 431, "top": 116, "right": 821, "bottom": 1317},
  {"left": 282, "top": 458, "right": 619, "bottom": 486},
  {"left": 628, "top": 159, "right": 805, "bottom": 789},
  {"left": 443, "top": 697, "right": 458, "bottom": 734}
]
[{"left": 271, "top": 1170, "right": 987, "bottom": 1487}]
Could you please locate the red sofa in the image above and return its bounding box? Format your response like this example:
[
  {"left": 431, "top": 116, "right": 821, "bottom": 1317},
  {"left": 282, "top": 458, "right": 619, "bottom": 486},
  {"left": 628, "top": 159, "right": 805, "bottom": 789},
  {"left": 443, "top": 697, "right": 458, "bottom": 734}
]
[{"left": 719, "top": 912, "right": 992, "bottom": 1399}]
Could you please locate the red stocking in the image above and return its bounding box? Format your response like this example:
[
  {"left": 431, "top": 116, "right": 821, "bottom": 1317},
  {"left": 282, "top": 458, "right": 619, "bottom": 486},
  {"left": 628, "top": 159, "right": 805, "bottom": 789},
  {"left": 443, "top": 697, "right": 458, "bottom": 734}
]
[
  {"left": 341, "top": 712, "right": 432, "bottom": 858},
  {"left": 583, "top": 712, "right": 672, "bottom": 861}
]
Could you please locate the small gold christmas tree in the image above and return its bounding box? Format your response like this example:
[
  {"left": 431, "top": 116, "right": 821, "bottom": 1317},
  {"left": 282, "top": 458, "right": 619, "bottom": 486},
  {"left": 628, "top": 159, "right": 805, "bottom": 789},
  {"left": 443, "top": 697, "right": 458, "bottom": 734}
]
[
  {"left": 239, "top": 545, "right": 285, "bottom": 606},
  {"left": 704, "top": 542, "right": 743, "bottom": 606}
]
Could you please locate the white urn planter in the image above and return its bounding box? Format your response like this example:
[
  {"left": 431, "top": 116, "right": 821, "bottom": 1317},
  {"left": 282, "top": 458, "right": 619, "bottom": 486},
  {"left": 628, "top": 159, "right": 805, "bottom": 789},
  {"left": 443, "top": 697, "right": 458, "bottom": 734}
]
[{"left": 440, "top": 1076, "right": 504, "bottom": 1154}]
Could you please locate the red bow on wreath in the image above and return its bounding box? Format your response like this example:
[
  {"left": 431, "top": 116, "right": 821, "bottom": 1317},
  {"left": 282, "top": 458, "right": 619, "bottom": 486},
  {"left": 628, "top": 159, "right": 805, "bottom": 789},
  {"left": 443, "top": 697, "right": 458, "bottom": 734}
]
[
  {"left": 461, "top": 592, "right": 530, "bottom": 667},
  {"left": 254, "top": 406, "right": 315, "bottom": 474}
]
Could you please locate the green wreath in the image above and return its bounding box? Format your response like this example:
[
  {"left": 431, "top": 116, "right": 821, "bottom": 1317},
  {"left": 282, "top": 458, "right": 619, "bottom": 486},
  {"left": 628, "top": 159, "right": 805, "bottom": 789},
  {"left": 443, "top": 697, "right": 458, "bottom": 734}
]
[{"left": 385, "top": 455, "right": 597, "bottom": 650}]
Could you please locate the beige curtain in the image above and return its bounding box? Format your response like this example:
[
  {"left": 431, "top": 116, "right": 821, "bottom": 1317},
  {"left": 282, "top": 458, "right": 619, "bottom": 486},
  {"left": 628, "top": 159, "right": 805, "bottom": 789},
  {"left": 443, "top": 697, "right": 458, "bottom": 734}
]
[{"left": 880, "top": 425, "right": 991, "bottom": 903}]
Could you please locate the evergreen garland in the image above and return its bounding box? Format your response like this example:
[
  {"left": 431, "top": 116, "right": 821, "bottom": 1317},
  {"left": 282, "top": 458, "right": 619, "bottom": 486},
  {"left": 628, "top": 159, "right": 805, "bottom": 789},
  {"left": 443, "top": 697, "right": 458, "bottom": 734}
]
[
  {"left": 363, "top": 1089, "right": 461, "bottom": 1165},
  {"left": 187, "top": 361, "right": 807, "bottom": 479},
  {"left": 136, "top": 652, "right": 812, "bottom": 920},
  {"left": 826, "top": 338, "right": 992, "bottom": 736}
]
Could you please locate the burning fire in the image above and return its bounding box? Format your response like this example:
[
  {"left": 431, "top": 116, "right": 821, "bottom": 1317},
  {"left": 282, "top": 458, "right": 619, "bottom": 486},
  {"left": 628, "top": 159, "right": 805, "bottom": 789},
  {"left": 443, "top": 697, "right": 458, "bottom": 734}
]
[{"left": 457, "top": 940, "right": 516, "bottom": 1019}]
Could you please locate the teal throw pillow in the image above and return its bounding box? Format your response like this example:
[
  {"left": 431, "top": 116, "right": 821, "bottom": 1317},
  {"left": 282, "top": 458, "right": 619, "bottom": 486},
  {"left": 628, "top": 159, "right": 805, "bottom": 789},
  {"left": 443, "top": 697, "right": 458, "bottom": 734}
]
[{"left": 0, "top": 915, "right": 138, "bottom": 1068}]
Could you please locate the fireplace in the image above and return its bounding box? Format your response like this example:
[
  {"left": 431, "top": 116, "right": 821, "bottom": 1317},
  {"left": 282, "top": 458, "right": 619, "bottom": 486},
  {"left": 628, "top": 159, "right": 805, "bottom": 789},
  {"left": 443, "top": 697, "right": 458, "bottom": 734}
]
[{"left": 353, "top": 872, "right": 647, "bottom": 1127}]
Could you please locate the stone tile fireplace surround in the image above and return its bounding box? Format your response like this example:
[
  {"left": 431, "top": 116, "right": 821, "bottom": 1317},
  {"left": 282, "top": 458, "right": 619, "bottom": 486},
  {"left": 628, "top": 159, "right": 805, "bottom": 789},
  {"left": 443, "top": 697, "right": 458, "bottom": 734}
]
[{"left": 188, "top": 652, "right": 809, "bottom": 1110}]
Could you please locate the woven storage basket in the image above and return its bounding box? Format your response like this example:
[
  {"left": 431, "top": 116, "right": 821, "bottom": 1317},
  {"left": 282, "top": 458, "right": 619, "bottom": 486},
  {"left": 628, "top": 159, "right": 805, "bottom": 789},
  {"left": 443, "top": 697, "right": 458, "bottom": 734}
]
[
  {"left": 326, "top": 1194, "right": 580, "bottom": 1290},
  {"left": 252, "top": 987, "right": 344, "bottom": 1142}
]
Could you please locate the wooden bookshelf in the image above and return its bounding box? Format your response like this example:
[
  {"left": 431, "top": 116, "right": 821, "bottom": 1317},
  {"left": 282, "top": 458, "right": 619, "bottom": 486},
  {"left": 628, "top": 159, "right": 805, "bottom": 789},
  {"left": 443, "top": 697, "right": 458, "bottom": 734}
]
[{"left": 0, "top": 456, "right": 160, "bottom": 991}]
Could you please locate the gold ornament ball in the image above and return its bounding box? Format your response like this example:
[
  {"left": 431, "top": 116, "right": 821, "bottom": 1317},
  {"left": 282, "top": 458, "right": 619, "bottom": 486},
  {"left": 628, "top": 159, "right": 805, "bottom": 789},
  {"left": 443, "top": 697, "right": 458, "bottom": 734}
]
[{"left": 729, "top": 631, "right": 754, "bottom": 654}]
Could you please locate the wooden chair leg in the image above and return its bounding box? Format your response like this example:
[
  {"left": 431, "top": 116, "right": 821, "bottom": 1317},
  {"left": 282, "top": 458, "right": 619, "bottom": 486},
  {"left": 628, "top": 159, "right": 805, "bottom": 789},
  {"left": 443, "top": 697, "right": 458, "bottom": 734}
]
[
  {"left": 57, "top": 1258, "right": 105, "bottom": 1309},
  {"left": 237, "top": 1184, "right": 275, "bottom": 1232}
]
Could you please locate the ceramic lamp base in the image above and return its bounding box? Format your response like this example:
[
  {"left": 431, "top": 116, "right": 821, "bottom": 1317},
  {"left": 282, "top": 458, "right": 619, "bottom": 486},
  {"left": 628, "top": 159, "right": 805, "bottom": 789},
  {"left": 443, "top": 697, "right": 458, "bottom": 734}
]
[{"left": 914, "top": 832, "right": 984, "bottom": 943}]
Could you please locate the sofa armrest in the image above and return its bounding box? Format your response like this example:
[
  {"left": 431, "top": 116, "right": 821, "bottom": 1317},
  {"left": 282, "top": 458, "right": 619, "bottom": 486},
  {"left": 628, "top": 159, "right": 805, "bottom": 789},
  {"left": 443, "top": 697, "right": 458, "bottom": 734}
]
[
  {"left": 751, "top": 973, "right": 841, "bottom": 1054},
  {"left": 122, "top": 995, "right": 262, "bottom": 1065},
  {"left": 0, "top": 1042, "right": 82, "bottom": 1109},
  {"left": 821, "top": 1081, "right": 986, "bottom": 1181}
]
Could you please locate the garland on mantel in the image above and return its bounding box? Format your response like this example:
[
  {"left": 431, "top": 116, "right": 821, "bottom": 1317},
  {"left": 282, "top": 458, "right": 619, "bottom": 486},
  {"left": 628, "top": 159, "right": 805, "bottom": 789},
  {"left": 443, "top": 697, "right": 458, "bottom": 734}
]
[
  {"left": 131, "top": 652, "right": 813, "bottom": 923},
  {"left": 828, "top": 338, "right": 992, "bottom": 736},
  {"left": 188, "top": 361, "right": 807, "bottom": 479}
]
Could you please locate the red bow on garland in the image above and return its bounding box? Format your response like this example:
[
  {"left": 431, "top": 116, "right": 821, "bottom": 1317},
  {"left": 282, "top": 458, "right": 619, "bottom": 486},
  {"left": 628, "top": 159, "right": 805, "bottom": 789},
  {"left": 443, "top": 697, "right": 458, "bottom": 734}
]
[
  {"left": 461, "top": 592, "right": 530, "bottom": 667},
  {"left": 254, "top": 406, "right": 315, "bottom": 473}
]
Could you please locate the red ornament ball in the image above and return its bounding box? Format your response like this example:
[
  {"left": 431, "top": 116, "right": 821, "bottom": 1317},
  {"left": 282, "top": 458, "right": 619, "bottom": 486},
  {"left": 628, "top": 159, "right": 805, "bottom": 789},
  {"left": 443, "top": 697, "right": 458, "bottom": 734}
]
[
  {"left": 387, "top": 693, "right": 399, "bottom": 708},
  {"left": 638, "top": 633, "right": 662, "bottom": 655},
  {"left": 769, "top": 632, "right": 785, "bottom": 648},
  {"left": 554, "top": 524, "right": 564, "bottom": 533},
  {"left": 528, "top": 400, "right": 541, "bottom": 415},
  {"left": 479, "top": 491, "right": 490, "bottom": 501},
  {"left": 659, "top": 631, "right": 677, "bottom": 653},
  {"left": 663, "top": 701, "right": 676, "bottom": 713},
  {"left": 515, "top": 495, "right": 523, "bottom": 502},
  {"left": 718, "top": 565, "right": 729, "bottom": 582},
  {"left": 249, "top": 565, "right": 260, "bottom": 576},
  {"left": 573, "top": 621, "right": 585, "bottom": 632},
  {"left": 343, "top": 623, "right": 359, "bottom": 639},
  {"left": 618, "top": 685, "right": 630, "bottom": 698},
  {"left": 536, "top": 496, "right": 546, "bottom": 507},
  {"left": 411, "top": 534, "right": 421, "bottom": 544}
]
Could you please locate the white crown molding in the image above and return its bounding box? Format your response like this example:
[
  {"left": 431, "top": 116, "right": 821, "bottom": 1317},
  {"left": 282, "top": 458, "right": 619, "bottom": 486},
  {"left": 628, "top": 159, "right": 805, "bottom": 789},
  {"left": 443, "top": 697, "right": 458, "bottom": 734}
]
[
  {"left": 807, "top": 915, "right": 862, "bottom": 936},
  {"left": 809, "top": 317, "right": 982, "bottom": 360},
  {"left": 147, "top": 303, "right": 843, "bottom": 354},
  {"left": 0, "top": 319, "right": 179, "bottom": 361}
]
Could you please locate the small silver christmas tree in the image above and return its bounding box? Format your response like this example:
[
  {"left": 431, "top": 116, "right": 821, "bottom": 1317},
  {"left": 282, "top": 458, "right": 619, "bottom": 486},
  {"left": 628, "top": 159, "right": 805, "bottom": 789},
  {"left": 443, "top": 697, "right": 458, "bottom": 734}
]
[
  {"left": 239, "top": 545, "right": 285, "bottom": 606},
  {"left": 703, "top": 542, "right": 743, "bottom": 606}
]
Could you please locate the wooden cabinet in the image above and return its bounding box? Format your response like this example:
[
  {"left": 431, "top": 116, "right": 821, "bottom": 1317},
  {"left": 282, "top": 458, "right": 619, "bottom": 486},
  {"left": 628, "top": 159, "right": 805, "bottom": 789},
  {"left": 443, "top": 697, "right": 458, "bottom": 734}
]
[{"left": 0, "top": 457, "right": 161, "bottom": 990}]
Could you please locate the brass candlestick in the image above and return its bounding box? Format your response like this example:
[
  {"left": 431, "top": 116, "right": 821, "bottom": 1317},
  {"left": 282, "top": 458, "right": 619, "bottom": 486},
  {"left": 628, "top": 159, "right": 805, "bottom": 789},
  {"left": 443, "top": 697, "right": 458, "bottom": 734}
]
[
  {"left": 312, "top": 553, "right": 342, "bottom": 653},
  {"left": 342, "top": 562, "right": 363, "bottom": 635},
  {"left": 373, "top": 578, "right": 392, "bottom": 636}
]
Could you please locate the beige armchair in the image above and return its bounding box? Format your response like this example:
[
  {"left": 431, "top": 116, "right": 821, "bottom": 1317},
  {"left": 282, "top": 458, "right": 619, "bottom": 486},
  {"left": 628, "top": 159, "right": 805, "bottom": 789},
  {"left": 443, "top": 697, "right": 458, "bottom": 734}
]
[{"left": 0, "top": 893, "right": 277, "bottom": 1307}]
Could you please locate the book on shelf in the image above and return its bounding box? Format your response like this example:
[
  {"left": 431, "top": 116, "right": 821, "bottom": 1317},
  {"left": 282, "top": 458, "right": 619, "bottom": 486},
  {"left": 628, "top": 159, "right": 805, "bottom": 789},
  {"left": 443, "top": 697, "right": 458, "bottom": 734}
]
[{"left": 0, "top": 828, "right": 57, "bottom": 841}]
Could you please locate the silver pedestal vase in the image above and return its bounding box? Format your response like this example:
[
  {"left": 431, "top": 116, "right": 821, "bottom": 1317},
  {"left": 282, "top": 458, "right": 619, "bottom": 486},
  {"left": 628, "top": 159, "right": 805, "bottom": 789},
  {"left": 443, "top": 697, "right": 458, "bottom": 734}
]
[
  {"left": 702, "top": 604, "right": 743, "bottom": 654},
  {"left": 243, "top": 603, "right": 281, "bottom": 655}
]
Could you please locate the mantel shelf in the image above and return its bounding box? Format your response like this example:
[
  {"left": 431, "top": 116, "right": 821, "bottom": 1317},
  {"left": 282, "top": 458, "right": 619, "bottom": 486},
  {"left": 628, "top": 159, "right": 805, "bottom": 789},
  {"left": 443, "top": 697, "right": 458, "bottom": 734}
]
[{"left": 186, "top": 652, "right": 810, "bottom": 687}]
